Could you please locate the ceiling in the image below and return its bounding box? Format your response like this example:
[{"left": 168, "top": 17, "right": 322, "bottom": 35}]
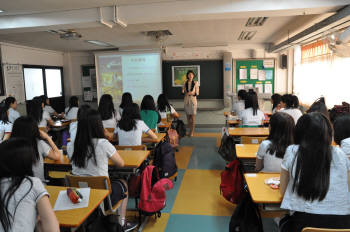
[{"left": 0, "top": 0, "right": 349, "bottom": 52}]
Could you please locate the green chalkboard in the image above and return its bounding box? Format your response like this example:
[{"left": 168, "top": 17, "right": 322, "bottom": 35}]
[{"left": 235, "top": 59, "right": 275, "bottom": 94}]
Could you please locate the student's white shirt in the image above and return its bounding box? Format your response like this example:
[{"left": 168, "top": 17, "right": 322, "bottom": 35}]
[
  {"left": 340, "top": 137, "right": 350, "bottom": 157},
  {"left": 67, "top": 121, "right": 77, "bottom": 156},
  {"left": 43, "top": 105, "right": 55, "bottom": 114},
  {"left": 64, "top": 107, "right": 79, "bottom": 120},
  {"left": 115, "top": 120, "right": 150, "bottom": 146},
  {"left": 256, "top": 140, "right": 283, "bottom": 172},
  {"left": 38, "top": 111, "right": 51, "bottom": 127},
  {"left": 281, "top": 145, "right": 350, "bottom": 215},
  {"left": 232, "top": 100, "right": 245, "bottom": 116},
  {"left": 158, "top": 105, "right": 176, "bottom": 119},
  {"left": 33, "top": 139, "right": 51, "bottom": 182},
  {"left": 8, "top": 108, "right": 20, "bottom": 123},
  {"left": 119, "top": 107, "right": 123, "bottom": 116},
  {"left": 0, "top": 121, "right": 12, "bottom": 143},
  {"left": 102, "top": 112, "right": 121, "bottom": 129},
  {"left": 68, "top": 138, "right": 115, "bottom": 177},
  {"left": 240, "top": 108, "right": 265, "bottom": 126},
  {"left": 280, "top": 108, "right": 302, "bottom": 125},
  {"left": 0, "top": 177, "right": 48, "bottom": 232}
]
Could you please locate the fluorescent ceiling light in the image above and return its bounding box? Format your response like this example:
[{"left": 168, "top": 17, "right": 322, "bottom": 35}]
[
  {"left": 0, "top": 9, "right": 4, "bottom": 13},
  {"left": 85, "top": 40, "right": 113, "bottom": 47}
]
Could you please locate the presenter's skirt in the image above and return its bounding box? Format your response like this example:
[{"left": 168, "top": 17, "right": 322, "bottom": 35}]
[{"left": 184, "top": 96, "right": 197, "bottom": 115}]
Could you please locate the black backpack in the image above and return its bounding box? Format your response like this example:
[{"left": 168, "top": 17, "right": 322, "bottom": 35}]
[
  {"left": 172, "top": 119, "right": 186, "bottom": 138},
  {"left": 218, "top": 132, "right": 237, "bottom": 162},
  {"left": 229, "top": 194, "right": 263, "bottom": 232},
  {"left": 154, "top": 141, "right": 178, "bottom": 178}
]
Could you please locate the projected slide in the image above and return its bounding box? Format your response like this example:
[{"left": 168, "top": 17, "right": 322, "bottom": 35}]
[{"left": 96, "top": 52, "right": 162, "bottom": 106}]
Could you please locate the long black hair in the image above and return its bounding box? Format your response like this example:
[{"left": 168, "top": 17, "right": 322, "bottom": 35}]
[
  {"left": 40, "top": 95, "right": 49, "bottom": 106},
  {"left": 118, "top": 103, "right": 141, "bottom": 132},
  {"left": 71, "top": 109, "right": 105, "bottom": 168},
  {"left": 186, "top": 70, "right": 195, "bottom": 80},
  {"left": 281, "top": 94, "right": 295, "bottom": 109},
  {"left": 11, "top": 116, "right": 41, "bottom": 163},
  {"left": 245, "top": 91, "right": 259, "bottom": 115},
  {"left": 271, "top": 94, "right": 282, "bottom": 111},
  {"left": 292, "top": 95, "right": 299, "bottom": 108},
  {"left": 0, "top": 138, "right": 35, "bottom": 231},
  {"left": 77, "top": 105, "right": 91, "bottom": 121},
  {"left": 267, "top": 112, "right": 295, "bottom": 158},
  {"left": 0, "top": 105, "right": 9, "bottom": 124},
  {"left": 334, "top": 114, "right": 350, "bottom": 145},
  {"left": 4, "top": 97, "right": 16, "bottom": 109},
  {"left": 141, "top": 95, "right": 156, "bottom": 111},
  {"left": 66, "top": 96, "right": 79, "bottom": 114},
  {"left": 292, "top": 112, "right": 332, "bottom": 201},
  {"left": 119, "top": 92, "right": 133, "bottom": 109},
  {"left": 307, "top": 97, "right": 329, "bottom": 120},
  {"left": 157, "top": 94, "right": 171, "bottom": 112},
  {"left": 98, "top": 94, "right": 115, "bottom": 121},
  {"left": 28, "top": 97, "right": 43, "bottom": 124},
  {"left": 237, "top": 89, "right": 247, "bottom": 101}
]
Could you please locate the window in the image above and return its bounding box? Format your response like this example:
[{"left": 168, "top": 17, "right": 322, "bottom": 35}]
[
  {"left": 293, "top": 40, "right": 350, "bottom": 108},
  {"left": 23, "top": 66, "right": 63, "bottom": 100}
]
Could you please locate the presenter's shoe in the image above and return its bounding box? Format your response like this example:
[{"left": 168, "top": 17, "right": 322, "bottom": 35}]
[{"left": 123, "top": 221, "right": 138, "bottom": 232}]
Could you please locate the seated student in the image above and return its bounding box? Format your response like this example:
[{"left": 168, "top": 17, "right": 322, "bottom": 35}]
[
  {"left": 157, "top": 93, "right": 179, "bottom": 120},
  {"left": 232, "top": 89, "right": 247, "bottom": 116},
  {"left": 68, "top": 109, "right": 137, "bottom": 231},
  {"left": 255, "top": 112, "right": 294, "bottom": 172},
  {"left": 115, "top": 103, "right": 157, "bottom": 146},
  {"left": 41, "top": 95, "right": 62, "bottom": 118},
  {"left": 98, "top": 94, "right": 121, "bottom": 129},
  {"left": 279, "top": 112, "right": 350, "bottom": 231},
  {"left": 140, "top": 95, "right": 161, "bottom": 130},
  {"left": 0, "top": 105, "right": 12, "bottom": 143},
  {"left": 5, "top": 96, "right": 20, "bottom": 123},
  {"left": 271, "top": 93, "right": 283, "bottom": 113},
  {"left": 68, "top": 104, "right": 91, "bottom": 146},
  {"left": 119, "top": 92, "right": 133, "bottom": 116},
  {"left": 11, "top": 116, "right": 61, "bottom": 182},
  {"left": 29, "top": 97, "right": 54, "bottom": 128},
  {"left": 306, "top": 97, "right": 330, "bottom": 120},
  {"left": 65, "top": 96, "right": 79, "bottom": 120},
  {"left": 280, "top": 94, "right": 303, "bottom": 124},
  {"left": 239, "top": 91, "right": 265, "bottom": 126},
  {"left": 0, "top": 138, "right": 59, "bottom": 232},
  {"left": 334, "top": 114, "right": 350, "bottom": 157}
]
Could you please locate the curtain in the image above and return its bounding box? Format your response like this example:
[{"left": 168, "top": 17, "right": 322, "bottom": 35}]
[{"left": 294, "top": 40, "right": 350, "bottom": 108}]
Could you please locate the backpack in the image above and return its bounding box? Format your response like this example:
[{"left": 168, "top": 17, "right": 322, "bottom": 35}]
[
  {"left": 167, "top": 128, "right": 179, "bottom": 149},
  {"left": 220, "top": 160, "right": 245, "bottom": 204},
  {"left": 229, "top": 194, "right": 263, "bottom": 232},
  {"left": 218, "top": 128, "right": 237, "bottom": 161},
  {"left": 154, "top": 141, "right": 178, "bottom": 178},
  {"left": 138, "top": 165, "right": 173, "bottom": 215},
  {"left": 172, "top": 119, "right": 186, "bottom": 138}
]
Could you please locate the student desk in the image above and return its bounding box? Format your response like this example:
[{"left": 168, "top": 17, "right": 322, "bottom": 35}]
[
  {"left": 227, "top": 120, "right": 270, "bottom": 127},
  {"left": 142, "top": 132, "right": 166, "bottom": 143},
  {"left": 236, "top": 144, "right": 259, "bottom": 172},
  {"left": 158, "top": 121, "right": 172, "bottom": 132},
  {"left": 228, "top": 127, "right": 269, "bottom": 137},
  {"left": 46, "top": 185, "right": 109, "bottom": 230}
]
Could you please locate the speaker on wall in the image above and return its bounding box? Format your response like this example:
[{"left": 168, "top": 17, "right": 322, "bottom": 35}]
[{"left": 281, "top": 54, "right": 287, "bottom": 69}]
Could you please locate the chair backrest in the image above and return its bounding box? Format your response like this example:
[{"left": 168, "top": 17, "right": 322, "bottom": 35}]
[
  {"left": 241, "top": 136, "right": 267, "bottom": 144},
  {"left": 39, "top": 127, "right": 48, "bottom": 133},
  {"left": 105, "top": 128, "right": 115, "bottom": 133},
  {"left": 65, "top": 174, "right": 111, "bottom": 192},
  {"left": 115, "top": 145, "right": 147, "bottom": 150},
  {"left": 302, "top": 228, "right": 350, "bottom": 232}
]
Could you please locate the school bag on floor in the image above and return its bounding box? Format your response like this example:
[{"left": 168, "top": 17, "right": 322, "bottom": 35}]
[
  {"left": 167, "top": 128, "right": 179, "bottom": 149},
  {"left": 220, "top": 159, "right": 245, "bottom": 204},
  {"left": 218, "top": 127, "right": 237, "bottom": 161},
  {"left": 138, "top": 165, "right": 173, "bottom": 216},
  {"left": 172, "top": 119, "right": 186, "bottom": 138},
  {"left": 154, "top": 141, "right": 178, "bottom": 178},
  {"left": 229, "top": 194, "right": 263, "bottom": 232}
]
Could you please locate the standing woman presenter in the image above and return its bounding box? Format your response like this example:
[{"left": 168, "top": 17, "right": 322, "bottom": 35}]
[{"left": 182, "top": 70, "right": 199, "bottom": 137}]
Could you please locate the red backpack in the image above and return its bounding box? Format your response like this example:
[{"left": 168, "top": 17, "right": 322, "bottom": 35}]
[
  {"left": 220, "top": 160, "right": 245, "bottom": 204},
  {"left": 138, "top": 165, "right": 173, "bottom": 215}
]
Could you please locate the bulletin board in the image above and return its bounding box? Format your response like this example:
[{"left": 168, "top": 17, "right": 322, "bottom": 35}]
[
  {"left": 81, "top": 65, "right": 97, "bottom": 102},
  {"left": 235, "top": 59, "right": 275, "bottom": 94}
]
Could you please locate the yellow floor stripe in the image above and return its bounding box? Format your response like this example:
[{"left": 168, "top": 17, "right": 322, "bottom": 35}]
[
  {"left": 175, "top": 146, "right": 193, "bottom": 169},
  {"left": 171, "top": 169, "right": 235, "bottom": 216}
]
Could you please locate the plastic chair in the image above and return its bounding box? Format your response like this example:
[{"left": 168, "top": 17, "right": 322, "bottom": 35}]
[
  {"left": 65, "top": 175, "right": 123, "bottom": 216},
  {"left": 302, "top": 228, "right": 350, "bottom": 232},
  {"left": 241, "top": 136, "right": 267, "bottom": 144},
  {"left": 116, "top": 145, "right": 147, "bottom": 151}
]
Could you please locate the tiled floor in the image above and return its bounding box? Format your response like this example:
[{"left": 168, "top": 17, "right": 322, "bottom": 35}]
[{"left": 139, "top": 133, "right": 236, "bottom": 232}]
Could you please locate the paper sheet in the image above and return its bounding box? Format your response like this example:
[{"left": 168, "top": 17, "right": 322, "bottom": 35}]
[
  {"left": 53, "top": 188, "right": 90, "bottom": 211},
  {"left": 82, "top": 76, "right": 91, "bottom": 88},
  {"left": 237, "top": 84, "right": 245, "bottom": 91},
  {"left": 255, "top": 84, "right": 263, "bottom": 93},
  {"left": 250, "top": 68, "right": 258, "bottom": 80},
  {"left": 265, "top": 70, "right": 273, "bottom": 80},
  {"left": 258, "top": 70, "right": 266, "bottom": 81},
  {"left": 263, "top": 59, "right": 274, "bottom": 68},
  {"left": 264, "top": 83, "right": 273, "bottom": 94},
  {"left": 245, "top": 84, "right": 253, "bottom": 90},
  {"left": 239, "top": 69, "right": 247, "bottom": 80}
]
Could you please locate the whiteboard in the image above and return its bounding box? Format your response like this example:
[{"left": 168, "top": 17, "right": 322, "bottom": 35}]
[{"left": 3, "top": 64, "right": 26, "bottom": 103}]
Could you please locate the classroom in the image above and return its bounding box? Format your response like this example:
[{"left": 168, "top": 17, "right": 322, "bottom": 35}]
[{"left": 0, "top": 0, "right": 350, "bottom": 232}]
